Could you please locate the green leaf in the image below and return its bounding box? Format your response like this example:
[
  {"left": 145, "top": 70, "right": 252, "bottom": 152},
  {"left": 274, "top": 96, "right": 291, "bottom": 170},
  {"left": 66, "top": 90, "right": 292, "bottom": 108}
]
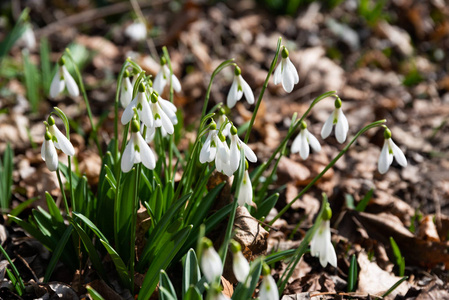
[
  {"left": 45, "top": 192, "right": 64, "bottom": 225},
  {"left": 138, "top": 225, "right": 193, "bottom": 300},
  {"left": 182, "top": 249, "right": 201, "bottom": 298},
  {"left": 23, "top": 50, "right": 40, "bottom": 112},
  {"left": 355, "top": 188, "right": 374, "bottom": 212},
  {"left": 100, "top": 239, "right": 132, "bottom": 289},
  {"left": 40, "top": 37, "right": 52, "bottom": 93},
  {"left": 86, "top": 285, "right": 105, "bottom": 300},
  {"left": 347, "top": 254, "right": 358, "bottom": 292},
  {"left": 0, "top": 143, "right": 13, "bottom": 209},
  {"left": 382, "top": 276, "right": 409, "bottom": 297},
  {"left": 159, "top": 270, "right": 177, "bottom": 300},
  {"left": 345, "top": 193, "right": 355, "bottom": 210},
  {"left": 183, "top": 286, "right": 202, "bottom": 300},
  {"left": 0, "top": 244, "right": 25, "bottom": 295},
  {"left": 44, "top": 225, "right": 73, "bottom": 282},
  {"left": 8, "top": 197, "right": 36, "bottom": 219},
  {"left": 253, "top": 193, "right": 279, "bottom": 219},
  {"left": 0, "top": 9, "right": 29, "bottom": 61}
]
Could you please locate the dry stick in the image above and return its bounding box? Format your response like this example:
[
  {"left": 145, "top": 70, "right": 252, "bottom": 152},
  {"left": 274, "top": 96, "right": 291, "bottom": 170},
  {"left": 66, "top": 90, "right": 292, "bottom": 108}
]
[{"left": 36, "top": 0, "right": 166, "bottom": 37}]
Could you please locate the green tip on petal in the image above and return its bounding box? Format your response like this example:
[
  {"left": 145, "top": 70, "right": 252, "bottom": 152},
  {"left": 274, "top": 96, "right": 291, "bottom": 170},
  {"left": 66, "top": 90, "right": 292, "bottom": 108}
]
[
  {"left": 281, "top": 46, "right": 289, "bottom": 59},
  {"left": 47, "top": 116, "right": 55, "bottom": 126},
  {"left": 230, "top": 240, "right": 241, "bottom": 253},
  {"left": 151, "top": 91, "right": 159, "bottom": 103},
  {"left": 138, "top": 82, "right": 146, "bottom": 93},
  {"left": 160, "top": 56, "right": 167, "bottom": 65},
  {"left": 231, "top": 125, "right": 238, "bottom": 135},
  {"left": 334, "top": 97, "right": 342, "bottom": 109},
  {"left": 300, "top": 120, "right": 307, "bottom": 130},
  {"left": 58, "top": 57, "right": 65, "bottom": 66},
  {"left": 44, "top": 131, "right": 52, "bottom": 141},
  {"left": 234, "top": 66, "right": 241, "bottom": 76},
  {"left": 245, "top": 159, "right": 249, "bottom": 170},
  {"left": 384, "top": 127, "right": 392, "bottom": 139},
  {"left": 323, "top": 203, "right": 332, "bottom": 221},
  {"left": 131, "top": 119, "right": 140, "bottom": 132},
  {"left": 262, "top": 263, "right": 271, "bottom": 276}
]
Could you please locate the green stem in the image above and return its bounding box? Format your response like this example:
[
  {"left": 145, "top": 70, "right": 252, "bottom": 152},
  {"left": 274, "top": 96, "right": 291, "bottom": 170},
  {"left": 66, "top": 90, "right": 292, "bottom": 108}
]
[
  {"left": 162, "top": 47, "right": 175, "bottom": 183},
  {"left": 64, "top": 49, "right": 103, "bottom": 156},
  {"left": 114, "top": 61, "right": 130, "bottom": 163},
  {"left": 130, "top": 163, "right": 141, "bottom": 293},
  {"left": 268, "top": 119, "right": 387, "bottom": 226},
  {"left": 252, "top": 90, "right": 337, "bottom": 185},
  {"left": 56, "top": 168, "right": 70, "bottom": 216},
  {"left": 244, "top": 37, "right": 282, "bottom": 144}
]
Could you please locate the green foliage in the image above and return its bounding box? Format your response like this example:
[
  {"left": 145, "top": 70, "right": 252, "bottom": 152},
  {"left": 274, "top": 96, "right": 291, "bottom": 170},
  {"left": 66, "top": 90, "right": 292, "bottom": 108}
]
[
  {"left": 389, "top": 237, "right": 405, "bottom": 276},
  {"left": 357, "top": 0, "right": 388, "bottom": 26},
  {"left": 0, "top": 143, "right": 14, "bottom": 209},
  {"left": 347, "top": 254, "right": 358, "bottom": 292},
  {"left": 22, "top": 50, "right": 40, "bottom": 112},
  {"left": 0, "top": 9, "right": 29, "bottom": 62},
  {"left": 0, "top": 244, "right": 25, "bottom": 296}
]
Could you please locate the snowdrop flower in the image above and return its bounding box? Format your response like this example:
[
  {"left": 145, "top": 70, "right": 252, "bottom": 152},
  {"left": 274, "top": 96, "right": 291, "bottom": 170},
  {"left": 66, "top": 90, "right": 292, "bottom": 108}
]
[
  {"left": 120, "top": 70, "right": 134, "bottom": 108},
  {"left": 199, "top": 123, "right": 233, "bottom": 176},
  {"left": 148, "top": 91, "right": 178, "bottom": 135},
  {"left": 378, "top": 128, "right": 407, "bottom": 174},
  {"left": 200, "top": 238, "right": 222, "bottom": 282},
  {"left": 50, "top": 57, "right": 79, "bottom": 99},
  {"left": 217, "top": 109, "right": 231, "bottom": 137},
  {"left": 230, "top": 240, "right": 249, "bottom": 283},
  {"left": 310, "top": 203, "right": 337, "bottom": 268},
  {"left": 121, "top": 118, "right": 156, "bottom": 173},
  {"left": 321, "top": 97, "right": 349, "bottom": 143},
  {"left": 291, "top": 121, "right": 321, "bottom": 160},
  {"left": 47, "top": 116, "right": 75, "bottom": 157},
  {"left": 19, "top": 23, "right": 36, "bottom": 49},
  {"left": 41, "top": 130, "right": 58, "bottom": 172},
  {"left": 259, "top": 264, "right": 279, "bottom": 300},
  {"left": 273, "top": 46, "right": 299, "bottom": 93},
  {"left": 125, "top": 21, "right": 147, "bottom": 42},
  {"left": 153, "top": 57, "right": 181, "bottom": 94},
  {"left": 239, "top": 166, "right": 253, "bottom": 206},
  {"left": 229, "top": 126, "right": 257, "bottom": 174},
  {"left": 121, "top": 83, "right": 154, "bottom": 129},
  {"left": 227, "top": 66, "right": 254, "bottom": 108}
]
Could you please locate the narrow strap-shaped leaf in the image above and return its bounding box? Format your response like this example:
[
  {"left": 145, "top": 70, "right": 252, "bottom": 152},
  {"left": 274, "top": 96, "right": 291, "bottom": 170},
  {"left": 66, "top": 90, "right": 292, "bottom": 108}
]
[
  {"left": 44, "top": 225, "right": 73, "bottom": 282},
  {"left": 0, "top": 244, "right": 25, "bottom": 295},
  {"left": 45, "top": 192, "right": 64, "bottom": 225},
  {"left": 86, "top": 285, "right": 105, "bottom": 300},
  {"left": 183, "top": 286, "right": 202, "bottom": 300},
  {"left": 182, "top": 249, "right": 201, "bottom": 298},
  {"left": 100, "top": 239, "right": 132, "bottom": 289},
  {"left": 159, "top": 270, "right": 177, "bottom": 300}
]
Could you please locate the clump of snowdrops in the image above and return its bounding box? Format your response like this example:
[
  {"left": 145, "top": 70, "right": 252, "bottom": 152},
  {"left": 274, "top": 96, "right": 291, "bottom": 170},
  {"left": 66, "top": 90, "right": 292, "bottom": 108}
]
[{"left": 10, "top": 38, "right": 407, "bottom": 299}]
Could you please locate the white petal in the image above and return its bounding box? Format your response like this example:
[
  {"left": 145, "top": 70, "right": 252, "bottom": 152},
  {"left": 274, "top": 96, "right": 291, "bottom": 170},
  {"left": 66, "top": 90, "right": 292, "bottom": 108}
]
[
  {"left": 290, "top": 133, "right": 301, "bottom": 154},
  {"left": 171, "top": 74, "right": 182, "bottom": 92},
  {"left": 200, "top": 133, "right": 215, "bottom": 163},
  {"left": 273, "top": 61, "right": 282, "bottom": 85},
  {"left": 378, "top": 140, "right": 391, "bottom": 174},
  {"left": 260, "top": 275, "right": 279, "bottom": 300},
  {"left": 159, "top": 105, "right": 174, "bottom": 135},
  {"left": 238, "top": 171, "right": 253, "bottom": 206},
  {"left": 137, "top": 133, "right": 156, "bottom": 170},
  {"left": 326, "top": 239, "right": 338, "bottom": 268},
  {"left": 241, "top": 141, "right": 257, "bottom": 163},
  {"left": 335, "top": 108, "right": 348, "bottom": 143},
  {"left": 233, "top": 251, "right": 250, "bottom": 283},
  {"left": 43, "top": 140, "right": 59, "bottom": 171},
  {"left": 121, "top": 138, "right": 135, "bottom": 173},
  {"left": 200, "top": 246, "right": 222, "bottom": 282},
  {"left": 159, "top": 98, "right": 177, "bottom": 112},
  {"left": 321, "top": 112, "right": 334, "bottom": 140},
  {"left": 144, "top": 125, "right": 156, "bottom": 143},
  {"left": 62, "top": 65, "right": 79, "bottom": 97},
  {"left": 153, "top": 70, "right": 166, "bottom": 94},
  {"left": 307, "top": 131, "right": 321, "bottom": 153},
  {"left": 281, "top": 60, "right": 295, "bottom": 93},
  {"left": 159, "top": 98, "right": 178, "bottom": 125},
  {"left": 50, "top": 125, "right": 75, "bottom": 156},
  {"left": 49, "top": 68, "right": 64, "bottom": 99},
  {"left": 390, "top": 139, "right": 407, "bottom": 167},
  {"left": 230, "top": 135, "right": 240, "bottom": 174},
  {"left": 227, "top": 78, "right": 239, "bottom": 108},
  {"left": 286, "top": 57, "right": 299, "bottom": 84},
  {"left": 139, "top": 93, "right": 154, "bottom": 128},
  {"left": 121, "top": 96, "right": 137, "bottom": 125},
  {"left": 120, "top": 77, "right": 133, "bottom": 108},
  {"left": 239, "top": 75, "right": 254, "bottom": 105},
  {"left": 299, "top": 131, "right": 310, "bottom": 160}
]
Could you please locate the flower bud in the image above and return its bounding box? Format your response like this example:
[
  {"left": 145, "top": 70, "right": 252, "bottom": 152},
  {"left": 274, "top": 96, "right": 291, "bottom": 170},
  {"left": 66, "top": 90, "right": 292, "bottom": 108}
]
[
  {"left": 323, "top": 203, "right": 332, "bottom": 221},
  {"left": 47, "top": 116, "right": 55, "bottom": 126},
  {"left": 334, "top": 97, "right": 342, "bottom": 109},
  {"left": 281, "top": 46, "right": 289, "bottom": 59},
  {"left": 234, "top": 66, "right": 241, "bottom": 76},
  {"left": 230, "top": 125, "right": 238, "bottom": 136}
]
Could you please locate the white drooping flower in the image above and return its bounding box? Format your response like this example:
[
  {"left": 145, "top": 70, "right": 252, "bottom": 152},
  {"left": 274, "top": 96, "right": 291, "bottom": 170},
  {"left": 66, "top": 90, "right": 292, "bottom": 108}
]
[
  {"left": 153, "top": 57, "right": 181, "bottom": 94},
  {"left": 41, "top": 130, "right": 59, "bottom": 172},
  {"left": 199, "top": 125, "right": 233, "bottom": 176},
  {"left": 259, "top": 264, "right": 279, "bottom": 300},
  {"left": 217, "top": 111, "right": 231, "bottom": 137},
  {"left": 120, "top": 71, "right": 134, "bottom": 108},
  {"left": 19, "top": 23, "right": 36, "bottom": 49},
  {"left": 121, "top": 83, "right": 154, "bottom": 129},
  {"left": 310, "top": 203, "right": 337, "bottom": 268},
  {"left": 238, "top": 169, "right": 253, "bottom": 206},
  {"left": 125, "top": 21, "right": 147, "bottom": 42},
  {"left": 50, "top": 58, "right": 79, "bottom": 99},
  {"left": 291, "top": 121, "right": 321, "bottom": 160},
  {"left": 230, "top": 240, "right": 250, "bottom": 283},
  {"left": 321, "top": 97, "right": 349, "bottom": 144},
  {"left": 229, "top": 127, "right": 257, "bottom": 174},
  {"left": 378, "top": 128, "right": 407, "bottom": 174},
  {"left": 47, "top": 116, "right": 75, "bottom": 157},
  {"left": 273, "top": 46, "right": 299, "bottom": 93},
  {"left": 121, "top": 119, "right": 156, "bottom": 173},
  {"left": 148, "top": 91, "right": 178, "bottom": 135},
  {"left": 200, "top": 238, "right": 223, "bottom": 282},
  {"left": 227, "top": 66, "right": 254, "bottom": 108}
]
